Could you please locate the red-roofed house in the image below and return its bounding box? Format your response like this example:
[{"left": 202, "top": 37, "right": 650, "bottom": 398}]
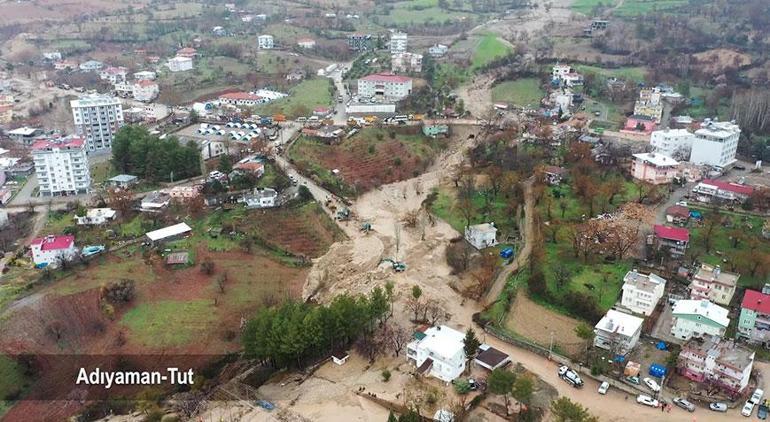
[
  {"left": 693, "top": 179, "right": 754, "bottom": 202},
  {"left": 218, "top": 92, "right": 264, "bottom": 106},
  {"left": 357, "top": 73, "right": 413, "bottom": 101},
  {"left": 739, "top": 288, "right": 770, "bottom": 346},
  {"left": 622, "top": 115, "right": 657, "bottom": 135},
  {"left": 176, "top": 47, "right": 198, "bottom": 58},
  {"left": 665, "top": 205, "right": 690, "bottom": 225},
  {"left": 653, "top": 224, "right": 689, "bottom": 256},
  {"left": 30, "top": 235, "right": 78, "bottom": 267}
]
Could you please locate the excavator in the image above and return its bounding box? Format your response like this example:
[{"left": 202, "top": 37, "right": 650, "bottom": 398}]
[{"left": 380, "top": 258, "right": 406, "bottom": 272}]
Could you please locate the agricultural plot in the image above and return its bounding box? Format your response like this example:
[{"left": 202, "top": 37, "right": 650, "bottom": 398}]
[
  {"left": 471, "top": 34, "right": 511, "bottom": 69},
  {"left": 572, "top": 0, "right": 685, "bottom": 16},
  {"left": 256, "top": 78, "right": 334, "bottom": 118},
  {"left": 491, "top": 78, "right": 545, "bottom": 108},
  {"left": 288, "top": 128, "right": 446, "bottom": 197},
  {"left": 573, "top": 64, "right": 648, "bottom": 82}
]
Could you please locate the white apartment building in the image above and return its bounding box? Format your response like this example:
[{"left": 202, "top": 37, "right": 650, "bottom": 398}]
[
  {"left": 593, "top": 309, "right": 643, "bottom": 354},
  {"left": 406, "top": 325, "right": 466, "bottom": 383},
  {"left": 133, "top": 80, "right": 159, "bottom": 102},
  {"left": 391, "top": 52, "right": 423, "bottom": 73},
  {"left": 689, "top": 119, "right": 741, "bottom": 169},
  {"left": 390, "top": 32, "right": 408, "bottom": 54},
  {"left": 357, "top": 73, "right": 413, "bottom": 101},
  {"left": 671, "top": 299, "right": 730, "bottom": 341},
  {"left": 258, "top": 34, "right": 274, "bottom": 49},
  {"left": 631, "top": 152, "right": 679, "bottom": 185},
  {"left": 166, "top": 56, "right": 193, "bottom": 72},
  {"left": 621, "top": 270, "right": 667, "bottom": 316},
  {"left": 690, "top": 264, "right": 739, "bottom": 306},
  {"left": 678, "top": 335, "right": 754, "bottom": 397},
  {"left": 650, "top": 129, "right": 695, "bottom": 160},
  {"left": 70, "top": 94, "right": 124, "bottom": 152},
  {"left": 32, "top": 136, "right": 91, "bottom": 196}
]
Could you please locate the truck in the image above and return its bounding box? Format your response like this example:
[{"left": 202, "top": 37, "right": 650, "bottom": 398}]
[
  {"left": 364, "top": 115, "right": 377, "bottom": 124},
  {"left": 272, "top": 114, "right": 286, "bottom": 123}
]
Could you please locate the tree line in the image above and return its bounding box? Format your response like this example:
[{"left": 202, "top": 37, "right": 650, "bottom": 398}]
[{"left": 111, "top": 126, "right": 202, "bottom": 183}]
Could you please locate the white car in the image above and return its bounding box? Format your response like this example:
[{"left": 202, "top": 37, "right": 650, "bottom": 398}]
[
  {"left": 743, "top": 401, "right": 756, "bottom": 417},
  {"left": 597, "top": 381, "right": 609, "bottom": 395},
  {"left": 643, "top": 377, "right": 661, "bottom": 392},
  {"left": 676, "top": 200, "right": 688, "bottom": 207},
  {"left": 637, "top": 395, "right": 659, "bottom": 408},
  {"left": 751, "top": 388, "right": 765, "bottom": 405},
  {"left": 709, "top": 402, "right": 728, "bottom": 412}
]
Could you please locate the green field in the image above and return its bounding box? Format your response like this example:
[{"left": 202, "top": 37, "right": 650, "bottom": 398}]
[
  {"left": 256, "top": 78, "right": 333, "bottom": 118},
  {"left": 491, "top": 78, "right": 544, "bottom": 108},
  {"left": 472, "top": 34, "right": 512, "bottom": 69},
  {"left": 380, "top": 0, "right": 471, "bottom": 26},
  {"left": 572, "top": 0, "right": 685, "bottom": 16},
  {"left": 121, "top": 300, "right": 218, "bottom": 348},
  {"left": 573, "top": 64, "right": 648, "bottom": 82},
  {"left": 430, "top": 187, "right": 520, "bottom": 236}
]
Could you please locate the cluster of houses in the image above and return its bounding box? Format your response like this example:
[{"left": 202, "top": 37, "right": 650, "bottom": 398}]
[{"left": 589, "top": 262, "right": 762, "bottom": 399}]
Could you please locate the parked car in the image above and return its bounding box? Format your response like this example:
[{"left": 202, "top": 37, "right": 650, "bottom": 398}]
[
  {"left": 643, "top": 377, "right": 661, "bottom": 392},
  {"left": 557, "top": 365, "right": 584, "bottom": 388},
  {"left": 743, "top": 401, "right": 755, "bottom": 417},
  {"left": 598, "top": 381, "right": 609, "bottom": 395},
  {"left": 637, "top": 395, "right": 659, "bottom": 408},
  {"left": 759, "top": 404, "right": 768, "bottom": 420},
  {"left": 625, "top": 376, "right": 640, "bottom": 385},
  {"left": 673, "top": 397, "right": 695, "bottom": 412},
  {"left": 751, "top": 389, "right": 765, "bottom": 405},
  {"left": 675, "top": 200, "right": 688, "bottom": 207},
  {"left": 734, "top": 165, "right": 747, "bottom": 171},
  {"left": 709, "top": 402, "right": 728, "bottom": 412}
]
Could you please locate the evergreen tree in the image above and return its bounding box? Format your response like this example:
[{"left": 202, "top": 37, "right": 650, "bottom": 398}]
[{"left": 463, "top": 328, "right": 481, "bottom": 360}]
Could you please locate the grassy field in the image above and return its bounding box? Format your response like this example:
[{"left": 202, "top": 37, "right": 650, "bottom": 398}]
[
  {"left": 573, "top": 64, "right": 648, "bottom": 82},
  {"left": 472, "top": 34, "right": 511, "bottom": 69},
  {"left": 256, "top": 78, "right": 333, "bottom": 118},
  {"left": 491, "top": 78, "right": 544, "bottom": 108},
  {"left": 430, "top": 187, "right": 520, "bottom": 237},
  {"left": 120, "top": 300, "right": 217, "bottom": 348},
  {"left": 0, "top": 355, "right": 29, "bottom": 416},
  {"left": 380, "top": 0, "right": 471, "bottom": 26},
  {"left": 572, "top": 0, "right": 685, "bottom": 16}
]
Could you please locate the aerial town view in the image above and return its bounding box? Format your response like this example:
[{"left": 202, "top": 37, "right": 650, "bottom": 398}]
[{"left": 2, "top": 0, "right": 770, "bottom": 421}]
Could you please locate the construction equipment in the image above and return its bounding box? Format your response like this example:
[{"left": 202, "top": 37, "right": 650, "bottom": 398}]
[
  {"left": 360, "top": 222, "right": 372, "bottom": 233},
  {"left": 380, "top": 258, "right": 406, "bottom": 272},
  {"left": 336, "top": 207, "right": 351, "bottom": 221}
]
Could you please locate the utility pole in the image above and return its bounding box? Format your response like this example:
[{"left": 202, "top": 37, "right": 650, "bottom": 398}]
[{"left": 549, "top": 331, "right": 555, "bottom": 357}]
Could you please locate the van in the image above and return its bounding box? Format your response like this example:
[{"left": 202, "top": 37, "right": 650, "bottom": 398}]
[
  {"left": 297, "top": 117, "right": 308, "bottom": 123},
  {"left": 308, "top": 116, "right": 319, "bottom": 122}
]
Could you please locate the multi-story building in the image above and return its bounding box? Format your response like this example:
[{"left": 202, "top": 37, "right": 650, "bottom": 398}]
[
  {"left": 391, "top": 52, "right": 423, "bottom": 73},
  {"left": 347, "top": 33, "right": 372, "bottom": 51},
  {"left": 134, "top": 71, "right": 156, "bottom": 81},
  {"left": 631, "top": 152, "right": 679, "bottom": 185},
  {"left": 650, "top": 128, "right": 695, "bottom": 160},
  {"left": 166, "top": 56, "right": 193, "bottom": 72},
  {"left": 79, "top": 60, "right": 104, "bottom": 72},
  {"left": 133, "top": 80, "right": 159, "bottom": 102},
  {"left": 428, "top": 44, "right": 448, "bottom": 57},
  {"left": 32, "top": 136, "right": 91, "bottom": 196},
  {"left": 54, "top": 60, "right": 78, "bottom": 71},
  {"left": 406, "top": 325, "right": 466, "bottom": 383},
  {"left": 653, "top": 224, "right": 689, "bottom": 256},
  {"left": 689, "top": 264, "right": 739, "bottom": 306},
  {"left": 357, "top": 73, "right": 412, "bottom": 101},
  {"left": 593, "top": 309, "right": 643, "bottom": 354},
  {"left": 0, "top": 104, "right": 12, "bottom": 124},
  {"left": 29, "top": 235, "right": 78, "bottom": 267},
  {"left": 621, "top": 270, "right": 667, "bottom": 316},
  {"left": 390, "top": 31, "right": 408, "bottom": 54},
  {"left": 258, "top": 34, "right": 274, "bottom": 49},
  {"left": 689, "top": 119, "right": 741, "bottom": 170},
  {"left": 551, "top": 65, "right": 584, "bottom": 87},
  {"left": 671, "top": 299, "right": 729, "bottom": 341},
  {"left": 677, "top": 335, "right": 754, "bottom": 398},
  {"left": 633, "top": 87, "right": 663, "bottom": 122},
  {"left": 99, "top": 66, "right": 128, "bottom": 84},
  {"left": 297, "top": 38, "right": 316, "bottom": 49},
  {"left": 737, "top": 287, "right": 770, "bottom": 347},
  {"left": 7, "top": 126, "right": 43, "bottom": 146},
  {"left": 70, "top": 94, "right": 124, "bottom": 152},
  {"left": 176, "top": 47, "right": 198, "bottom": 58}
]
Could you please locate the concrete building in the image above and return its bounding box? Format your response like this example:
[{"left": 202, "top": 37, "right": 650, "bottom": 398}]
[
  {"left": 79, "top": 60, "right": 104, "bottom": 72},
  {"left": 218, "top": 92, "right": 264, "bottom": 107},
  {"left": 692, "top": 179, "right": 753, "bottom": 203},
  {"left": 689, "top": 264, "right": 739, "bottom": 306},
  {"left": 75, "top": 208, "right": 116, "bottom": 225},
  {"left": 671, "top": 299, "right": 729, "bottom": 341},
  {"left": 633, "top": 87, "right": 663, "bottom": 122},
  {"left": 70, "top": 94, "right": 124, "bottom": 152},
  {"left": 737, "top": 287, "right": 770, "bottom": 347},
  {"left": 357, "top": 73, "right": 412, "bottom": 101},
  {"left": 391, "top": 52, "right": 423, "bottom": 73},
  {"left": 593, "top": 309, "right": 643, "bottom": 354},
  {"left": 0, "top": 104, "right": 12, "bottom": 124},
  {"left": 141, "top": 191, "right": 171, "bottom": 211},
  {"left": 653, "top": 224, "right": 689, "bottom": 256},
  {"left": 650, "top": 129, "right": 694, "bottom": 160},
  {"left": 678, "top": 335, "right": 754, "bottom": 397},
  {"left": 621, "top": 270, "right": 667, "bottom": 316},
  {"left": 54, "top": 60, "right": 78, "bottom": 71},
  {"left": 347, "top": 33, "right": 372, "bottom": 51},
  {"left": 258, "top": 34, "right": 274, "bottom": 49},
  {"left": 133, "top": 80, "right": 159, "bottom": 102},
  {"left": 406, "top": 325, "right": 466, "bottom": 383},
  {"left": 390, "top": 32, "right": 408, "bottom": 54},
  {"left": 133, "top": 71, "right": 156, "bottom": 81},
  {"left": 464, "top": 223, "right": 497, "bottom": 250},
  {"left": 297, "top": 38, "right": 316, "bottom": 49},
  {"left": 242, "top": 187, "right": 278, "bottom": 209},
  {"left": 551, "top": 65, "right": 583, "bottom": 87},
  {"left": 176, "top": 47, "right": 197, "bottom": 58},
  {"left": 166, "top": 56, "right": 193, "bottom": 72},
  {"left": 690, "top": 120, "right": 741, "bottom": 169},
  {"left": 29, "top": 235, "right": 78, "bottom": 267},
  {"left": 7, "top": 127, "right": 43, "bottom": 146},
  {"left": 107, "top": 174, "right": 138, "bottom": 188},
  {"left": 428, "top": 44, "right": 448, "bottom": 58},
  {"left": 99, "top": 66, "right": 128, "bottom": 84},
  {"left": 631, "top": 153, "right": 679, "bottom": 185},
  {"left": 32, "top": 136, "right": 90, "bottom": 196}
]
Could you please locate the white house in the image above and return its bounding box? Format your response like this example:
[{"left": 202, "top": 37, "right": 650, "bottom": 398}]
[
  {"left": 552, "top": 65, "right": 583, "bottom": 87},
  {"left": 242, "top": 188, "right": 278, "bottom": 209},
  {"left": 593, "top": 309, "right": 643, "bottom": 354},
  {"left": 650, "top": 129, "right": 694, "bottom": 160},
  {"left": 134, "top": 71, "right": 156, "bottom": 81},
  {"left": 75, "top": 208, "right": 117, "bottom": 225},
  {"left": 621, "top": 270, "right": 667, "bottom": 316},
  {"left": 357, "top": 73, "right": 412, "bottom": 101},
  {"left": 406, "top": 325, "right": 466, "bottom": 383},
  {"left": 297, "top": 38, "right": 316, "bottom": 49},
  {"left": 79, "top": 60, "right": 104, "bottom": 71},
  {"left": 258, "top": 34, "right": 274, "bottom": 49},
  {"left": 166, "top": 56, "right": 193, "bottom": 72},
  {"left": 671, "top": 299, "right": 730, "bottom": 341},
  {"left": 428, "top": 44, "right": 448, "bottom": 57},
  {"left": 690, "top": 119, "right": 741, "bottom": 170},
  {"left": 30, "top": 235, "right": 78, "bottom": 267},
  {"left": 464, "top": 223, "right": 497, "bottom": 250}
]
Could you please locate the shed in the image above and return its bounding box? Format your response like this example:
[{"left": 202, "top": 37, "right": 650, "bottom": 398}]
[
  {"left": 331, "top": 351, "right": 350, "bottom": 365},
  {"left": 624, "top": 361, "right": 641, "bottom": 377},
  {"left": 474, "top": 345, "right": 511, "bottom": 371},
  {"left": 146, "top": 223, "right": 192, "bottom": 243},
  {"left": 107, "top": 174, "right": 139, "bottom": 188}
]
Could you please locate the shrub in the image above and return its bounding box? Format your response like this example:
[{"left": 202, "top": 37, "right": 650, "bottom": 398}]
[{"left": 381, "top": 369, "right": 391, "bottom": 382}]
